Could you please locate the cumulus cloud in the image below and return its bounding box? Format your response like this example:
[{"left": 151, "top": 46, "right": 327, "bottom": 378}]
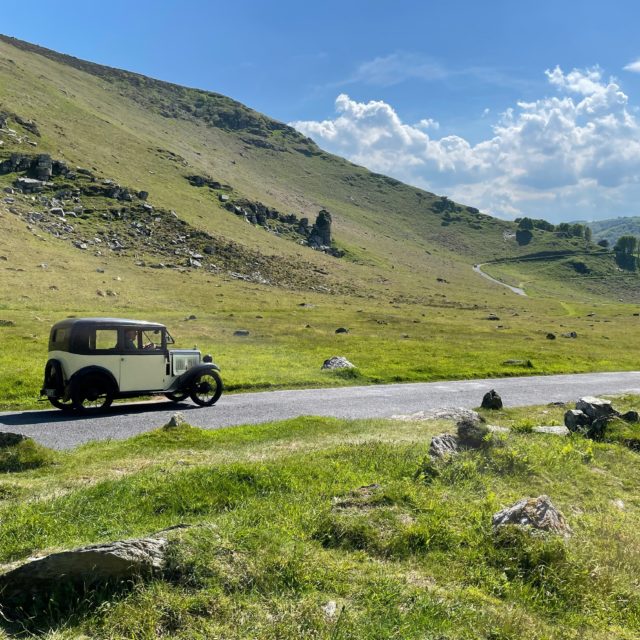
[{"left": 291, "top": 66, "right": 640, "bottom": 220}]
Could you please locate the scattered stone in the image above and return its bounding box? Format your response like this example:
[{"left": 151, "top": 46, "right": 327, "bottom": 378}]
[
  {"left": 564, "top": 409, "right": 591, "bottom": 433},
  {"left": 502, "top": 359, "right": 533, "bottom": 367},
  {"left": 233, "top": 329, "right": 250, "bottom": 337},
  {"left": 0, "top": 319, "right": 15, "bottom": 327},
  {"left": 492, "top": 495, "right": 572, "bottom": 537},
  {"left": 0, "top": 537, "right": 168, "bottom": 609},
  {"left": 96, "top": 290, "right": 105, "bottom": 297},
  {"left": 481, "top": 389, "right": 503, "bottom": 410},
  {"left": 546, "top": 333, "right": 556, "bottom": 340},
  {"left": 165, "top": 412, "right": 187, "bottom": 428},
  {"left": 322, "top": 600, "right": 338, "bottom": 620},
  {"left": 486, "top": 314, "right": 500, "bottom": 321},
  {"left": 321, "top": 356, "right": 355, "bottom": 370},
  {"left": 429, "top": 433, "right": 459, "bottom": 459},
  {"left": 457, "top": 415, "right": 490, "bottom": 448},
  {"left": 621, "top": 410, "right": 639, "bottom": 423},
  {"left": 335, "top": 327, "right": 349, "bottom": 334},
  {"left": 576, "top": 396, "right": 617, "bottom": 422},
  {"left": 612, "top": 499, "right": 625, "bottom": 511},
  {"left": 0, "top": 432, "right": 27, "bottom": 448},
  {"left": 561, "top": 331, "right": 578, "bottom": 338}
]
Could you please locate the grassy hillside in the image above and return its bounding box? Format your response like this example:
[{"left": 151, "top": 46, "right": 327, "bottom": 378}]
[
  {"left": 585, "top": 216, "right": 640, "bottom": 245},
  {"left": 1, "top": 401, "right": 639, "bottom": 638},
  {"left": 0, "top": 34, "right": 640, "bottom": 410}
]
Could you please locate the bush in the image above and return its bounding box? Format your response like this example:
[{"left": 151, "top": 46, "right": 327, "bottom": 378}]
[{"left": 0, "top": 438, "right": 56, "bottom": 472}]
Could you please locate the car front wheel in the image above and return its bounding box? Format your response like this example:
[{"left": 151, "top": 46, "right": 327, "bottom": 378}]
[
  {"left": 72, "top": 376, "right": 114, "bottom": 412},
  {"left": 189, "top": 371, "right": 223, "bottom": 407}
]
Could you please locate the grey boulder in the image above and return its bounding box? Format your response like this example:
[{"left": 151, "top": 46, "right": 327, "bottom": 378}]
[{"left": 492, "top": 495, "right": 572, "bottom": 537}]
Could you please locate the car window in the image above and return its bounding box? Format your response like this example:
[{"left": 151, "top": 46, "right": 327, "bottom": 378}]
[{"left": 94, "top": 329, "right": 118, "bottom": 351}]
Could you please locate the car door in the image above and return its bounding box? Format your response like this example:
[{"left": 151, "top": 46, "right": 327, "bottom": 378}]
[{"left": 118, "top": 327, "right": 168, "bottom": 392}]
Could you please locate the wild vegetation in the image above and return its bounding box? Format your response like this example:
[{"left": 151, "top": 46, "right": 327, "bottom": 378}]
[{"left": 0, "top": 399, "right": 639, "bottom": 638}]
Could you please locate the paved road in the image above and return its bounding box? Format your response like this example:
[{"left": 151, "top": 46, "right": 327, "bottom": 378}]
[
  {"left": 3, "top": 371, "right": 640, "bottom": 450},
  {"left": 473, "top": 263, "right": 527, "bottom": 296}
]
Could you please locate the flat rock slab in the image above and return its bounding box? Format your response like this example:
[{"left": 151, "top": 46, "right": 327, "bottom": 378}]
[
  {"left": 391, "top": 407, "right": 481, "bottom": 422},
  {"left": 0, "top": 537, "right": 168, "bottom": 607},
  {"left": 533, "top": 425, "right": 569, "bottom": 435}
]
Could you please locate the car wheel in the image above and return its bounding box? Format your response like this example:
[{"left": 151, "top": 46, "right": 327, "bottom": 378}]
[
  {"left": 72, "top": 376, "right": 114, "bottom": 412},
  {"left": 165, "top": 391, "right": 189, "bottom": 403},
  {"left": 48, "top": 396, "right": 74, "bottom": 412},
  {"left": 189, "top": 371, "right": 223, "bottom": 407}
]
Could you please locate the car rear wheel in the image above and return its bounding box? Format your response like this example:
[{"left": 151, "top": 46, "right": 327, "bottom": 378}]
[
  {"left": 189, "top": 371, "right": 223, "bottom": 407},
  {"left": 49, "top": 396, "right": 74, "bottom": 412},
  {"left": 165, "top": 391, "right": 189, "bottom": 403},
  {"left": 72, "top": 376, "right": 114, "bottom": 412}
]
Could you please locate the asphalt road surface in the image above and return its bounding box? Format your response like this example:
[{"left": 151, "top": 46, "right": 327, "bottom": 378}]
[{"left": 3, "top": 371, "right": 640, "bottom": 450}]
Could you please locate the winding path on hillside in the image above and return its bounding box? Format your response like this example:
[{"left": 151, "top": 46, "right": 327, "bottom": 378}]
[
  {"left": 2, "top": 371, "right": 640, "bottom": 449},
  {"left": 473, "top": 263, "right": 527, "bottom": 296}
]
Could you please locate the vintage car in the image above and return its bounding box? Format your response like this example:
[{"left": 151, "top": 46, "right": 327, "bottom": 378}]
[{"left": 40, "top": 317, "right": 223, "bottom": 411}]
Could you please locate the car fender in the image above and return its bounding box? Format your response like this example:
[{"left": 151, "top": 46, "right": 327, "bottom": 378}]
[
  {"left": 167, "top": 363, "right": 220, "bottom": 393},
  {"left": 40, "top": 358, "right": 66, "bottom": 396},
  {"left": 68, "top": 366, "right": 119, "bottom": 394}
]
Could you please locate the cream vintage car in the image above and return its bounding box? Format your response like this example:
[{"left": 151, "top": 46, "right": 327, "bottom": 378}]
[{"left": 40, "top": 317, "right": 223, "bottom": 411}]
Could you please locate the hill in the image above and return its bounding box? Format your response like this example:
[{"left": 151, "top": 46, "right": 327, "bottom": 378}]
[
  {"left": 1, "top": 34, "right": 640, "bottom": 410},
  {"left": 585, "top": 216, "right": 640, "bottom": 245}
]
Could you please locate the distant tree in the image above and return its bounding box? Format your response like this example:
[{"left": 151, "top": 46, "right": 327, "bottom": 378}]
[
  {"left": 613, "top": 235, "right": 638, "bottom": 271},
  {"left": 584, "top": 227, "right": 592, "bottom": 242},
  {"left": 570, "top": 223, "right": 585, "bottom": 238},
  {"left": 556, "top": 222, "right": 571, "bottom": 237},
  {"left": 597, "top": 239, "right": 609, "bottom": 249},
  {"left": 614, "top": 235, "right": 638, "bottom": 255},
  {"left": 517, "top": 217, "right": 534, "bottom": 230}
]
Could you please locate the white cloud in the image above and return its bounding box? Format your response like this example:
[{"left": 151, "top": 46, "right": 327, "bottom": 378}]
[
  {"left": 291, "top": 66, "right": 640, "bottom": 221},
  {"left": 624, "top": 59, "right": 640, "bottom": 73}
]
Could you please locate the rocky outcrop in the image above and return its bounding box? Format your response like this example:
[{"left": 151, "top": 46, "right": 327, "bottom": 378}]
[
  {"left": 492, "top": 495, "right": 572, "bottom": 537},
  {"left": 308, "top": 209, "right": 332, "bottom": 247}
]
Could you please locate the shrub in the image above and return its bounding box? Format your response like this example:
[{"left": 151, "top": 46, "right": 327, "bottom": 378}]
[{"left": 0, "top": 438, "right": 56, "bottom": 472}]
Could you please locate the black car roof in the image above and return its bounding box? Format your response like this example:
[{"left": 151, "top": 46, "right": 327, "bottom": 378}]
[{"left": 51, "top": 318, "right": 167, "bottom": 330}]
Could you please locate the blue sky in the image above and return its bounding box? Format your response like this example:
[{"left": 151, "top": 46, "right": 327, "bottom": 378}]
[{"left": 4, "top": 0, "right": 640, "bottom": 221}]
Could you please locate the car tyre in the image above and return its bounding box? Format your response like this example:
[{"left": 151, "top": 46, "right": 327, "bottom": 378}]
[
  {"left": 165, "top": 391, "right": 189, "bottom": 403},
  {"left": 72, "top": 376, "right": 114, "bottom": 412},
  {"left": 49, "top": 396, "right": 75, "bottom": 412},
  {"left": 189, "top": 371, "right": 223, "bottom": 407}
]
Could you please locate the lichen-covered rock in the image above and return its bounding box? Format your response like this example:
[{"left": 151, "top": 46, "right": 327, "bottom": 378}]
[
  {"left": 429, "top": 433, "right": 459, "bottom": 459},
  {"left": 165, "top": 412, "right": 187, "bottom": 428},
  {"left": 492, "top": 495, "right": 572, "bottom": 537},
  {"left": 321, "top": 356, "right": 355, "bottom": 370}
]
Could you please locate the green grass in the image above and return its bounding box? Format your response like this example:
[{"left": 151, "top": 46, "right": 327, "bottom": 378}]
[{"left": 1, "top": 403, "right": 639, "bottom": 638}]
